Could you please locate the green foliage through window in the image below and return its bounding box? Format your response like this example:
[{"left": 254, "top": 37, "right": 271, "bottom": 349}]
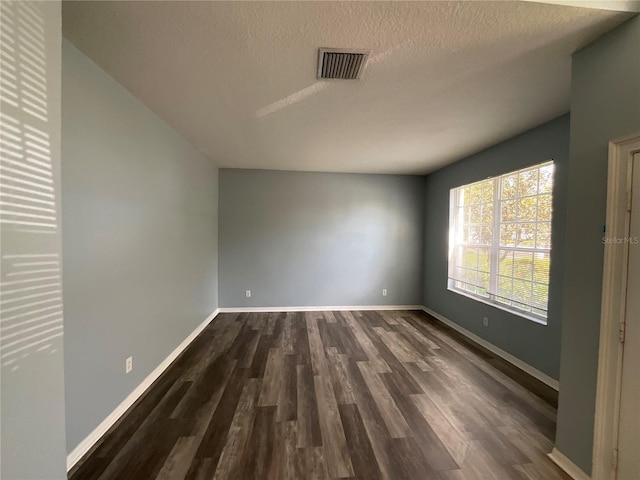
[{"left": 448, "top": 161, "right": 554, "bottom": 321}]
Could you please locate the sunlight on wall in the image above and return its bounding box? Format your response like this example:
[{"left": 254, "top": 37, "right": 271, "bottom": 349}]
[{"left": 0, "top": 0, "right": 62, "bottom": 372}]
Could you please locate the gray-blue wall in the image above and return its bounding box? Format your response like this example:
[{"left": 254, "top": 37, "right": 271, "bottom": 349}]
[
  {"left": 54, "top": 12, "right": 640, "bottom": 476},
  {"left": 422, "top": 115, "right": 570, "bottom": 380},
  {"left": 1, "top": 2, "right": 68, "bottom": 478},
  {"left": 62, "top": 41, "right": 219, "bottom": 452},
  {"left": 556, "top": 15, "right": 640, "bottom": 475},
  {"left": 219, "top": 169, "right": 425, "bottom": 308}
]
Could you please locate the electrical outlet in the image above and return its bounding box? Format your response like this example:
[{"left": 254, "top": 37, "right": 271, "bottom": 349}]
[
  {"left": 483, "top": 317, "right": 489, "bottom": 327},
  {"left": 245, "top": 290, "right": 251, "bottom": 298},
  {"left": 382, "top": 289, "right": 388, "bottom": 297},
  {"left": 125, "top": 356, "right": 133, "bottom": 374}
]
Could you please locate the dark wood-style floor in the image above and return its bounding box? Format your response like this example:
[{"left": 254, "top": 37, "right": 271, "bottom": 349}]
[{"left": 70, "top": 310, "right": 569, "bottom": 480}]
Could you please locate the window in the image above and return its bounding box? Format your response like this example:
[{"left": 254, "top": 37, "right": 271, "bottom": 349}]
[{"left": 448, "top": 161, "right": 554, "bottom": 322}]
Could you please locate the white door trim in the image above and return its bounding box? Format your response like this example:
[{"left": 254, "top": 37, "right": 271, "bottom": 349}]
[{"left": 592, "top": 132, "right": 640, "bottom": 480}]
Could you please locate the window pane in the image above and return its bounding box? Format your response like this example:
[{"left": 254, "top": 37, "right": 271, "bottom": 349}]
[
  {"left": 478, "top": 272, "right": 490, "bottom": 296},
  {"left": 481, "top": 204, "right": 492, "bottom": 224},
  {"left": 482, "top": 182, "right": 494, "bottom": 203},
  {"left": 517, "top": 223, "right": 536, "bottom": 247},
  {"left": 478, "top": 248, "right": 490, "bottom": 272},
  {"left": 502, "top": 175, "right": 517, "bottom": 199},
  {"left": 539, "top": 165, "right": 554, "bottom": 193},
  {"left": 469, "top": 226, "right": 482, "bottom": 245},
  {"left": 518, "top": 197, "right": 537, "bottom": 222},
  {"left": 449, "top": 161, "right": 553, "bottom": 321},
  {"left": 514, "top": 251, "right": 533, "bottom": 280},
  {"left": 459, "top": 206, "right": 469, "bottom": 224},
  {"left": 538, "top": 194, "right": 552, "bottom": 222},
  {"left": 453, "top": 266, "right": 465, "bottom": 282},
  {"left": 462, "top": 225, "right": 469, "bottom": 244},
  {"left": 533, "top": 252, "right": 550, "bottom": 283},
  {"left": 498, "top": 276, "right": 513, "bottom": 303},
  {"left": 460, "top": 187, "right": 469, "bottom": 206},
  {"left": 533, "top": 283, "right": 549, "bottom": 310},
  {"left": 536, "top": 222, "right": 551, "bottom": 249},
  {"left": 499, "top": 250, "right": 514, "bottom": 276},
  {"left": 468, "top": 183, "right": 483, "bottom": 205},
  {"left": 500, "top": 224, "right": 516, "bottom": 247},
  {"left": 463, "top": 247, "right": 478, "bottom": 268},
  {"left": 480, "top": 226, "right": 492, "bottom": 246},
  {"left": 470, "top": 204, "right": 482, "bottom": 224},
  {"left": 501, "top": 200, "right": 516, "bottom": 223},
  {"left": 513, "top": 279, "right": 532, "bottom": 305},
  {"left": 518, "top": 169, "right": 538, "bottom": 196}
]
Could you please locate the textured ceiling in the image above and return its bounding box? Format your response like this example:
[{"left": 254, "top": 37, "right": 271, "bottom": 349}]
[{"left": 62, "top": 1, "right": 632, "bottom": 174}]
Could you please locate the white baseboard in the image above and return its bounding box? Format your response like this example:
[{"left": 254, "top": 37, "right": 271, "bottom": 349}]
[
  {"left": 67, "top": 304, "right": 559, "bottom": 472},
  {"left": 548, "top": 448, "right": 591, "bottom": 480},
  {"left": 218, "top": 305, "right": 423, "bottom": 313},
  {"left": 422, "top": 306, "right": 560, "bottom": 391},
  {"left": 66, "top": 308, "right": 220, "bottom": 472}
]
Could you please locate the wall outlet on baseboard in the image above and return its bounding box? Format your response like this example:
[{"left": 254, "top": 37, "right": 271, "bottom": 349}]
[
  {"left": 382, "top": 289, "right": 388, "bottom": 297},
  {"left": 483, "top": 317, "right": 489, "bottom": 327},
  {"left": 125, "top": 356, "right": 133, "bottom": 374},
  {"left": 245, "top": 290, "right": 251, "bottom": 298}
]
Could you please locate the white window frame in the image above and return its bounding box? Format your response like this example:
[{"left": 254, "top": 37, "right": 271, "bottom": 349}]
[{"left": 448, "top": 161, "right": 554, "bottom": 325}]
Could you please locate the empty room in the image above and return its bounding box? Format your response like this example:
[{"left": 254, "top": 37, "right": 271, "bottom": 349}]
[{"left": 1, "top": 1, "right": 639, "bottom": 479}]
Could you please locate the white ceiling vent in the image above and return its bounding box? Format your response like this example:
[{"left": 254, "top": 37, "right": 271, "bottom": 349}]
[{"left": 317, "top": 48, "right": 370, "bottom": 80}]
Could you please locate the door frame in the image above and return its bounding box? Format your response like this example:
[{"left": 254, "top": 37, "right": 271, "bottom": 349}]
[{"left": 593, "top": 132, "right": 640, "bottom": 480}]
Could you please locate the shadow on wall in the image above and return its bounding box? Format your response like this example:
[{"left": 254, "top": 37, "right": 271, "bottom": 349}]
[{"left": 0, "top": 1, "right": 63, "bottom": 372}]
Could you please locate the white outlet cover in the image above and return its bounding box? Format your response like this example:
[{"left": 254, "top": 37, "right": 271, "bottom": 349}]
[
  {"left": 126, "top": 356, "right": 133, "bottom": 373},
  {"left": 382, "top": 289, "right": 388, "bottom": 296},
  {"left": 245, "top": 290, "right": 251, "bottom": 298}
]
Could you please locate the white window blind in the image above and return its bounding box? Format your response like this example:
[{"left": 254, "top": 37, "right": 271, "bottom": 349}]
[{"left": 448, "top": 161, "right": 554, "bottom": 321}]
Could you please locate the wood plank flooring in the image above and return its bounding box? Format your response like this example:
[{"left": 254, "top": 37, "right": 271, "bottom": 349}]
[{"left": 69, "top": 310, "right": 569, "bottom": 480}]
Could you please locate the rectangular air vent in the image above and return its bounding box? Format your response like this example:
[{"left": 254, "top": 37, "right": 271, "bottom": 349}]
[{"left": 317, "top": 48, "right": 370, "bottom": 80}]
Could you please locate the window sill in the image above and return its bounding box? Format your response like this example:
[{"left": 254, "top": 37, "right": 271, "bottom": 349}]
[{"left": 447, "top": 287, "right": 548, "bottom": 326}]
